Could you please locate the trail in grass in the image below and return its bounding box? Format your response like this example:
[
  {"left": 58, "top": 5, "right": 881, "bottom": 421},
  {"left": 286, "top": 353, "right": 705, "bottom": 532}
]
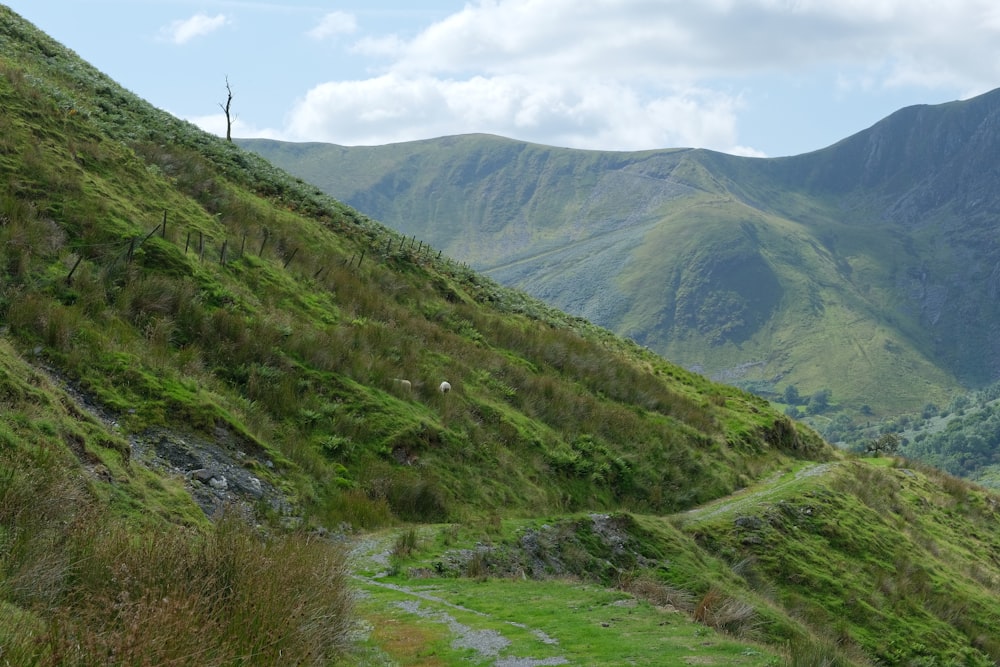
[
  {"left": 345, "top": 462, "right": 836, "bottom": 665},
  {"left": 680, "top": 462, "right": 836, "bottom": 524},
  {"left": 350, "top": 534, "right": 569, "bottom": 666}
]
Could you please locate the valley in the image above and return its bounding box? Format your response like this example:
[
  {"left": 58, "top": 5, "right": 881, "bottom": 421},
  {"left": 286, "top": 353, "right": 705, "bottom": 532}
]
[{"left": 241, "top": 91, "right": 1000, "bottom": 439}]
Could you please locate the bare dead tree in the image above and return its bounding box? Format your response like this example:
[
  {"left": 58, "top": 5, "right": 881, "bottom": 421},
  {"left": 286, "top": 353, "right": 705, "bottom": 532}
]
[{"left": 219, "top": 76, "right": 236, "bottom": 141}]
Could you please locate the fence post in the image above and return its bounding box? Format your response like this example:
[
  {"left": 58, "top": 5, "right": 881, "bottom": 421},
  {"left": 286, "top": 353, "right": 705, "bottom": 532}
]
[
  {"left": 185, "top": 231, "right": 191, "bottom": 253},
  {"left": 283, "top": 247, "right": 298, "bottom": 269},
  {"left": 140, "top": 223, "right": 161, "bottom": 246},
  {"left": 65, "top": 255, "right": 83, "bottom": 284},
  {"left": 220, "top": 239, "right": 228, "bottom": 265},
  {"left": 161, "top": 210, "right": 167, "bottom": 238},
  {"left": 258, "top": 229, "right": 269, "bottom": 256}
]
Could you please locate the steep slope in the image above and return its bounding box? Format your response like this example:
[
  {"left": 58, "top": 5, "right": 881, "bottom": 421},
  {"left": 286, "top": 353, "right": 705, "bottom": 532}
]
[
  {"left": 6, "top": 7, "right": 1000, "bottom": 665},
  {"left": 0, "top": 5, "right": 834, "bottom": 526},
  {"left": 241, "top": 91, "right": 1000, "bottom": 422},
  {"left": 757, "top": 91, "right": 1000, "bottom": 385}
]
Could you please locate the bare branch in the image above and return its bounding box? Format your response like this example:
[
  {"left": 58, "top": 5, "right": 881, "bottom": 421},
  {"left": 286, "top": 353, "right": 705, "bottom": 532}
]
[{"left": 219, "top": 75, "right": 236, "bottom": 142}]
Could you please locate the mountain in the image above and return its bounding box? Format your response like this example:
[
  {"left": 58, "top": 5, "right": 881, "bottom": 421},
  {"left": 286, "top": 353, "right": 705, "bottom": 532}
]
[
  {"left": 239, "top": 90, "right": 1000, "bottom": 425},
  {"left": 5, "top": 6, "right": 1000, "bottom": 664}
]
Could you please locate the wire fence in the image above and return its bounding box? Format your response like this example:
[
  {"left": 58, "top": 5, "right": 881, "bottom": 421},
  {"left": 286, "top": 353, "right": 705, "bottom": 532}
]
[{"left": 63, "top": 209, "right": 451, "bottom": 286}]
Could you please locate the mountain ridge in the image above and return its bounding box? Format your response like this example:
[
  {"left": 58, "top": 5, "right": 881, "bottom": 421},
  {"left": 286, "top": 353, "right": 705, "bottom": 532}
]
[{"left": 239, "top": 89, "right": 1000, "bottom": 423}]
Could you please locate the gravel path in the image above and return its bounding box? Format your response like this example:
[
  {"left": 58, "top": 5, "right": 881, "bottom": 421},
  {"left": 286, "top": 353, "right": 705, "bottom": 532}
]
[{"left": 350, "top": 533, "right": 568, "bottom": 665}]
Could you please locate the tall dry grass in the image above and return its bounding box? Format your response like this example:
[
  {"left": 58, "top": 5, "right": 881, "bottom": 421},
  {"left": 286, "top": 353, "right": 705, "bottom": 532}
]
[
  {"left": 1, "top": 446, "right": 355, "bottom": 666},
  {"left": 693, "top": 586, "right": 761, "bottom": 639}
]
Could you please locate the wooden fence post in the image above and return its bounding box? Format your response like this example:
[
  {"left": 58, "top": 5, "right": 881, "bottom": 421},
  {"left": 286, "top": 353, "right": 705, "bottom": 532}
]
[
  {"left": 258, "top": 229, "right": 269, "bottom": 256},
  {"left": 65, "top": 255, "right": 83, "bottom": 284},
  {"left": 140, "top": 223, "right": 161, "bottom": 245}
]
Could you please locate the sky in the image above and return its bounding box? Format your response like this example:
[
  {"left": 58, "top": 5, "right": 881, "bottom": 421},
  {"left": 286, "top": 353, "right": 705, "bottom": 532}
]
[{"left": 7, "top": 1, "right": 1000, "bottom": 157}]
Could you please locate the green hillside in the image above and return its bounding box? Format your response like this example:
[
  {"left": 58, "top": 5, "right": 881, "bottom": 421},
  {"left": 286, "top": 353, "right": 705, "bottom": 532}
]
[
  {"left": 241, "top": 92, "right": 1000, "bottom": 428},
  {"left": 5, "top": 6, "right": 1000, "bottom": 665}
]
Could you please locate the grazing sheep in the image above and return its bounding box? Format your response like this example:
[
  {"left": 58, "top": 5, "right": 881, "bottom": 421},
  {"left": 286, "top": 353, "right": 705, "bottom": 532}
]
[
  {"left": 392, "top": 378, "right": 412, "bottom": 392},
  {"left": 438, "top": 381, "right": 451, "bottom": 394}
]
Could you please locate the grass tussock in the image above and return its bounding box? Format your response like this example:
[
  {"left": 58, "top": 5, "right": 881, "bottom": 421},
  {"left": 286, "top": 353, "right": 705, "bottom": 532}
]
[
  {"left": 0, "top": 446, "right": 354, "bottom": 666},
  {"left": 783, "top": 636, "right": 861, "bottom": 667},
  {"left": 619, "top": 573, "right": 695, "bottom": 612},
  {"left": 693, "top": 587, "right": 761, "bottom": 639}
]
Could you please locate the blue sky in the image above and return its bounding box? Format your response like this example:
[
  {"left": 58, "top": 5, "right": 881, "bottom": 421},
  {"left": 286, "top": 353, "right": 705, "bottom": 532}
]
[{"left": 7, "top": 1, "right": 1000, "bottom": 157}]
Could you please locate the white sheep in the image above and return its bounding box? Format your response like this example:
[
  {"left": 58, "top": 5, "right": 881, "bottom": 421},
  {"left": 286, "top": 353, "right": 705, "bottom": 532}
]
[
  {"left": 392, "top": 378, "right": 412, "bottom": 392},
  {"left": 438, "top": 381, "right": 452, "bottom": 394}
]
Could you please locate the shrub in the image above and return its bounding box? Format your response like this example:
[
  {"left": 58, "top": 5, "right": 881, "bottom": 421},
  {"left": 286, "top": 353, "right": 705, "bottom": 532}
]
[
  {"left": 368, "top": 473, "right": 449, "bottom": 523},
  {"left": 392, "top": 527, "right": 419, "bottom": 558}
]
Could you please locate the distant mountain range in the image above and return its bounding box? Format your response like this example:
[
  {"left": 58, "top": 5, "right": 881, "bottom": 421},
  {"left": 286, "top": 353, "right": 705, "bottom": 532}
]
[{"left": 239, "top": 88, "right": 1000, "bottom": 420}]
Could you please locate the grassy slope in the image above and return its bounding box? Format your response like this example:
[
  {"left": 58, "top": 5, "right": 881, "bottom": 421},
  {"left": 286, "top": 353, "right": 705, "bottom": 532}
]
[
  {"left": 612, "top": 186, "right": 955, "bottom": 415},
  {"left": 0, "top": 336, "right": 355, "bottom": 664},
  {"left": 243, "top": 102, "right": 1000, "bottom": 421},
  {"left": 375, "top": 460, "right": 1000, "bottom": 666},
  {"left": 679, "top": 458, "right": 1000, "bottom": 665},
  {"left": 4, "top": 7, "right": 1000, "bottom": 665},
  {"left": 0, "top": 5, "right": 825, "bottom": 524}
]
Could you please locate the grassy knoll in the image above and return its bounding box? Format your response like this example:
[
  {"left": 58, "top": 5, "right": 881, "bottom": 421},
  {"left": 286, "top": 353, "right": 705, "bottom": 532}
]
[
  {"left": 362, "top": 458, "right": 1000, "bottom": 666},
  {"left": 677, "top": 460, "right": 1000, "bottom": 665}
]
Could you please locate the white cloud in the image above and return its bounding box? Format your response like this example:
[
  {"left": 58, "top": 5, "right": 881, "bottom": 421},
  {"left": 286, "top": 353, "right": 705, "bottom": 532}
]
[
  {"left": 160, "top": 13, "right": 228, "bottom": 45},
  {"left": 307, "top": 11, "right": 358, "bottom": 40},
  {"left": 279, "top": 0, "right": 1000, "bottom": 152},
  {"left": 284, "top": 73, "right": 748, "bottom": 153}
]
